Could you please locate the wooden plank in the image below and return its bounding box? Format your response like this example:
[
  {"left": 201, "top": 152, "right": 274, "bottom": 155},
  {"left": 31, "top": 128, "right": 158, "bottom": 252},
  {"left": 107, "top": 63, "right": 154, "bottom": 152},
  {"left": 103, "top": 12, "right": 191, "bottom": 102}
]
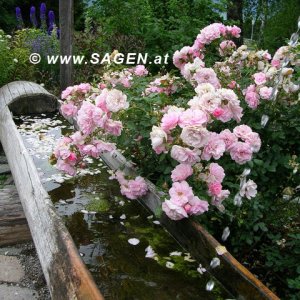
[
  {"left": 0, "top": 81, "right": 58, "bottom": 115},
  {"left": 59, "top": 0, "right": 74, "bottom": 91},
  {"left": 0, "top": 185, "right": 31, "bottom": 246},
  {"left": 0, "top": 84, "right": 104, "bottom": 299}
]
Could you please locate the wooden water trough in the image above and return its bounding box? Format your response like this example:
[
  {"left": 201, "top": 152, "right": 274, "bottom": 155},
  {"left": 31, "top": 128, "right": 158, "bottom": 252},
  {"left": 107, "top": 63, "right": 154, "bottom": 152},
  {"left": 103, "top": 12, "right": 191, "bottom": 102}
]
[
  {"left": 0, "top": 81, "right": 104, "bottom": 300},
  {"left": 0, "top": 80, "right": 279, "bottom": 300}
]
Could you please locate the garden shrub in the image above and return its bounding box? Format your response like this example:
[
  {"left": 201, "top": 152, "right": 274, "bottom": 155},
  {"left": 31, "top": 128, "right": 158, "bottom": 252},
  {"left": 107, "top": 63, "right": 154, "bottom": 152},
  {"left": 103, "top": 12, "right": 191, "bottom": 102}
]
[
  {"left": 0, "top": 29, "right": 35, "bottom": 87},
  {"left": 54, "top": 22, "right": 300, "bottom": 298}
]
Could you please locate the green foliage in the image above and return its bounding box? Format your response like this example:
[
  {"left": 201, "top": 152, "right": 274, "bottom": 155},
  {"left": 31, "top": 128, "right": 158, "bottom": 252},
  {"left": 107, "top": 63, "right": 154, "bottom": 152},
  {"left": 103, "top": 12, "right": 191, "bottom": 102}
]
[
  {"left": 243, "top": 0, "right": 300, "bottom": 53},
  {"left": 85, "top": 0, "right": 225, "bottom": 68},
  {"left": 0, "top": 29, "right": 35, "bottom": 87},
  {"left": 13, "top": 28, "right": 60, "bottom": 92}
]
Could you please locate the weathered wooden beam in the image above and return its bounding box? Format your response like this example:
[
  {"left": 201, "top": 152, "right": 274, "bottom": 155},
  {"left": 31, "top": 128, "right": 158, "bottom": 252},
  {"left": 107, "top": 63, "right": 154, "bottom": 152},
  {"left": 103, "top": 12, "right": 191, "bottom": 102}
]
[
  {"left": 0, "top": 82, "right": 104, "bottom": 300},
  {"left": 0, "top": 185, "right": 32, "bottom": 246},
  {"left": 0, "top": 81, "right": 57, "bottom": 114},
  {"left": 59, "top": 0, "right": 74, "bottom": 91}
]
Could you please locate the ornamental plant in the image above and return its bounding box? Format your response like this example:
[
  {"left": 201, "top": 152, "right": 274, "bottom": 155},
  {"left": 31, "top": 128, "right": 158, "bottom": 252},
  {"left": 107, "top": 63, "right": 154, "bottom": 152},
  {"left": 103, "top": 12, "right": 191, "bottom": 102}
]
[
  {"left": 53, "top": 22, "right": 300, "bottom": 297},
  {"left": 52, "top": 22, "right": 295, "bottom": 219},
  {"left": 53, "top": 23, "right": 299, "bottom": 219}
]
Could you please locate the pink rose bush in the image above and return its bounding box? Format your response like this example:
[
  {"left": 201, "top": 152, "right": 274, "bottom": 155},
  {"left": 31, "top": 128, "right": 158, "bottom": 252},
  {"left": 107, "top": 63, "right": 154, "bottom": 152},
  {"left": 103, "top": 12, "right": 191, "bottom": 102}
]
[
  {"left": 53, "top": 22, "right": 299, "bottom": 224},
  {"left": 53, "top": 67, "right": 152, "bottom": 201}
]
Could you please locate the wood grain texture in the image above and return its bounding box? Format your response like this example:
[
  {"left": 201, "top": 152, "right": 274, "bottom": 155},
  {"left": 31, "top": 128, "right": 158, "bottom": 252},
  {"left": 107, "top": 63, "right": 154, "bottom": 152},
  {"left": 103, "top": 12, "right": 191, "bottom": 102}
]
[
  {"left": 0, "top": 83, "right": 104, "bottom": 300},
  {"left": 59, "top": 0, "right": 74, "bottom": 91},
  {"left": 0, "top": 185, "right": 31, "bottom": 246},
  {"left": 0, "top": 81, "right": 57, "bottom": 114}
]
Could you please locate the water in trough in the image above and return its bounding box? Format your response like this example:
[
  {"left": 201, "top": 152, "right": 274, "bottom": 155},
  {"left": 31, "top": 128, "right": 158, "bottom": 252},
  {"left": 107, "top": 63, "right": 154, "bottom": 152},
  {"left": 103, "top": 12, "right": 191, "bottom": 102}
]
[{"left": 14, "top": 113, "right": 233, "bottom": 299}]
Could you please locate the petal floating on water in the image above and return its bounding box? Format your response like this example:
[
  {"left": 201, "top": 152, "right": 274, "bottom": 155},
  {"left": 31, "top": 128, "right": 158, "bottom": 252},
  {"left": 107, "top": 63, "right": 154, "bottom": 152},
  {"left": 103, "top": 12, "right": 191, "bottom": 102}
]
[
  {"left": 128, "top": 238, "right": 140, "bottom": 245},
  {"left": 222, "top": 227, "right": 230, "bottom": 241},
  {"left": 206, "top": 280, "right": 215, "bottom": 291},
  {"left": 210, "top": 257, "right": 220, "bottom": 268}
]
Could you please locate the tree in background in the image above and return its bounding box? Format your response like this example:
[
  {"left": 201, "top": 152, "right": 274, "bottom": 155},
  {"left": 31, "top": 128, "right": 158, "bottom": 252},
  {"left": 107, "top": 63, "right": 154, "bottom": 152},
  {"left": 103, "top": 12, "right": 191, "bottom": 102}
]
[
  {"left": 243, "top": 0, "right": 300, "bottom": 52},
  {"left": 227, "top": 0, "right": 243, "bottom": 45},
  {"left": 84, "top": 0, "right": 225, "bottom": 64}
]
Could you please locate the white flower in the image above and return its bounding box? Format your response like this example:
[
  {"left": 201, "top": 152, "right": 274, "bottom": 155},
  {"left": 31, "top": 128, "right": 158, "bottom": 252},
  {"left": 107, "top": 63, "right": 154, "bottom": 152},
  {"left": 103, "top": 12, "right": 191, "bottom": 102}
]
[
  {"left": 184, "top": 253, "right": 196, "bottom": 262},
  {"left": 240, "top": 179, "right": 257, "bottom": 199},
  {"left": 150, "top": 126, "right": 167, "bottom": 149},
  {"left": 105, "top": 89, "right": 129, "bottom": 112},
  {"left": 145, "top": 246, "right": 156, "bottom": 258},
  {"left": 197, "top": 264, "right": 207, "bottom": 274},
  {"left": 166, "top": 261, "right": 175, "bottom": 269},
  {"left": 170, "top": 251, "right": 182, "bottom": 256},
  {"left": 13, "top": 58, "right": 18, "bottom": 63},
  {"left": 120, "top": 214, "right": 126, "bottom": 220}
]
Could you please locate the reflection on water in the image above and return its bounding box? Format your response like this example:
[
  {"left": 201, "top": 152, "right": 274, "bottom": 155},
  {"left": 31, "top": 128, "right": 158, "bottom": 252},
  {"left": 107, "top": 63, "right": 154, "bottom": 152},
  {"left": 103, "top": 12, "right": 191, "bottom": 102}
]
[{"left": 15, "top": 114, "right": 232, "bottom": 299}]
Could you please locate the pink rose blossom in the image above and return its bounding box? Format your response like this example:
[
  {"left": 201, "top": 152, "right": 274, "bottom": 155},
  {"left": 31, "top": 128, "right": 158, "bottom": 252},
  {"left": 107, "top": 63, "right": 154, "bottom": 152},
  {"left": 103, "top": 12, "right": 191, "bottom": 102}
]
[
  {"left": 77, "top": 101, "right": 104, "bottom": 135},
  {"left": 104, "top": 119, "right": 123, "bottom": 136},
  {"left": 162, "top": 200, "right": 188, "bottom": 220},
  {"left": 171, "top": 145, "right": 201, "bottom": 165},
  {"left": 161, "top": 111, "right": 181, "bottom": 132},
  {"left": 180, "top": 125, "right": 209, "bottom": 148},
  {"left": 219, "top": 129, "right": 238, "bottom": 151},
  {"left": 259, "top": 86, "right": 272, "bottom": 100},
  {"left": 271, "top": 59, "right": 280, "bottom": 68},
  {"left": 169, "top": 181, "right": 194, "bottom": 206},
  {"left": 95, "top": 89, "right": 110, "bottom": 112},
  {"left": 187, "top": 196, "right": 209, "bottom": 215},
  {"left": 171, "top": 164, "right": 193, "bottom": 182},
  {"left": 201, "top": 133, "right": 226, "bottom": 160},
  {"left": 77, "top": 83, "right": 91, "bottom": 94},
  {"left": 227, "top": 80, "right": 237, "bottom": 89},
  {"left": 173, "top": 46, "right": 195, "bottom": 69},
  {"left": 230, "top": 142, "right": 253, "bottom": 164},
  {"left": 70, "top": 131, "right": 85, "bottom": 145},
  {"left": 226, "top": 25, "right": 241, "bottom": 38},
  {"left": 193, "top": 68, "right": 221, "bottom": 89},
  {"left": 212, "top": 189, "right": 230, "bottom": 207},
  {"left": 105, "top": 89, "right": 129, "bottom": 112},
  {"left": 212, "top": 108, "right": 224, "bottom": 118},
  {"left": 56, "top": 160, "right": 76, "bottom": 176},
  {"left": 245, "top": 91, "right": 260, "bottom": 109},
  {"left": 233, "top": 125, "right": 253, "bottom": 140},
  {"left": 178, "top": 109, "right": 208, "bottom": 128},
  {"left": 150, "top": 126, "right": 168, "bottom": 154},
  {"left": 134, "top": 65, "right": 148, "bottom": 76},
  {"left": 125, "top": 176, "right": 148, "bottom": 199},
  {"left": 253, "top": 72, "right": 267, "bottom": 85},
  {"left": 244, "top": 132, "right": 261, "bottom": 153},
  {"left": 208, "top": 182, "right": 222, "bottom": 196},
  {"left": 208, "top": 163, "right": 225, "bottom": 183},
  {"left": 60, "top": 102, "right": 78, "bottom": 117},
  {"left": 61, "top": 87, "right": 73, "bottom": 99}
]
